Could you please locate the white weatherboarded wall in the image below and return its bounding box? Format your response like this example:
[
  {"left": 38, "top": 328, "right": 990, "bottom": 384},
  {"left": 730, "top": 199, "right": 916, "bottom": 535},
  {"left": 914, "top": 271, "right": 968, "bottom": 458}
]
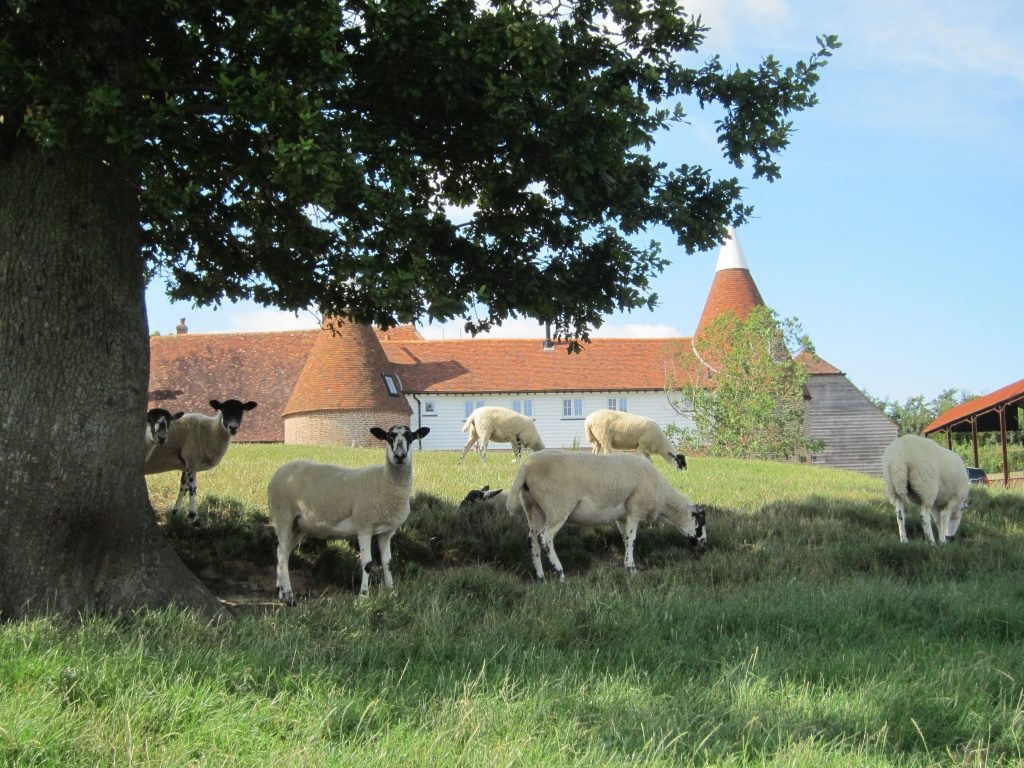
[{"left": 404, "top": 390, "right": 693, "bottom": 453}]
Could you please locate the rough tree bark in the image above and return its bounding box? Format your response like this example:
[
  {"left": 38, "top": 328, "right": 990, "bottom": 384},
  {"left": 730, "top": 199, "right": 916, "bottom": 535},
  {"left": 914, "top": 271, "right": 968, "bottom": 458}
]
[{"left": 0, "top": 145, "right": 226, "bottom": 621}]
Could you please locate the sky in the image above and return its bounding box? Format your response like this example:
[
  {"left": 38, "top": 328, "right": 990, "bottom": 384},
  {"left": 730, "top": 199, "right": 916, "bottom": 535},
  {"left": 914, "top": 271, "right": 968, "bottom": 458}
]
[{"left": 145, "top": 0, "right": 1023, "bottom": 404}]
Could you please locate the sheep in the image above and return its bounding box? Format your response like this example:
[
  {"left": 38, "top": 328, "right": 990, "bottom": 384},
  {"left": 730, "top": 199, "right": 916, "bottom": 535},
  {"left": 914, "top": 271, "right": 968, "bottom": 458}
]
[
  {"left": 458, "top": 485, "right": 511, "bottom": 514},
  {"left": 268, "top": 425, "right": 430, "bottom": 604},
  {"left": 145, "top": 399, "right": 257, "bottom": 524},
  {"left": 459, "top": 406, "right": 545, "bottom": 463},
  {"left": 145, "top": 407, "right": 183, "bottom": 460},
  {"left": 882, "top": 434, "right": 971, "bottom": 545},
  {"left": 584, "top": 409, "right": 687, "bottom": 470},
  {"left": 506, "top": 449, "right": 707, "bottom": 582}
]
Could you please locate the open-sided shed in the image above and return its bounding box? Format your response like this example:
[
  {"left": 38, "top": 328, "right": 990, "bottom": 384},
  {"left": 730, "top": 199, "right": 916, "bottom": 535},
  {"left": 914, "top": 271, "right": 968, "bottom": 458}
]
[{"left": 923, "top": 378, "right": 1024, "bottom": 486}]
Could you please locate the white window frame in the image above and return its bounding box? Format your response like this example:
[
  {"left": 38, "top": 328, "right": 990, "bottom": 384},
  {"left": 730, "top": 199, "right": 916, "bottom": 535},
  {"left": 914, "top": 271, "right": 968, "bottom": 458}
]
[
  {"left": 465, "top": 399, "right": 484, "bottom": 418},
  {"left": 382, "top": 374, "right": 399, "bottom": 397},
  {"left": 608, "top": 397, "right": 628, "bottom": 412},
  {"left": 562, "top": 398, "right": 583, "bottom": 419},
  {"left": 512, "top": 398, "right": 533, "bottom": 418},
  {"left": 422, "top": 400, "right": 438, "bottom": 417}
]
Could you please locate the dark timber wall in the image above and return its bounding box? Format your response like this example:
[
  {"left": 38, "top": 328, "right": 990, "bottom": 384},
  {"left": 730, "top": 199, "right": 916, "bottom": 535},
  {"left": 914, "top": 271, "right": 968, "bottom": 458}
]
[{"left": 805, "top": 374, "right": 897, "bottom": 476}]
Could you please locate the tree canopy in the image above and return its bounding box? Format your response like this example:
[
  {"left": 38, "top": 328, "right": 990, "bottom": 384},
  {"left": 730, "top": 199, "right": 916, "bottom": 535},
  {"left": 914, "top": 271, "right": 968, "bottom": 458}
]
[{"left": 2, "top": 0, "right": 838, "bottom": 342}]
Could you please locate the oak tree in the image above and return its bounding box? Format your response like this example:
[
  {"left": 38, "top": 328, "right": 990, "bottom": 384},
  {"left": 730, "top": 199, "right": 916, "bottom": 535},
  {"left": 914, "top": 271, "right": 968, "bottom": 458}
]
[{"left": 0, "top": 0, "right": 838, "bottom": 617}]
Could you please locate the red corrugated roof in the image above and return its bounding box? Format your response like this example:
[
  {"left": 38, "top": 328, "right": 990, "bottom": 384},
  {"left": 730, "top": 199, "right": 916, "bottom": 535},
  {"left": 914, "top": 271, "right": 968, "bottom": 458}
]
[
  {"left": 924, "top": 378, "right": 1024, "bottom": 434},
  {"left": 380, "top": 337, "right": 696, "bottom": 393}
]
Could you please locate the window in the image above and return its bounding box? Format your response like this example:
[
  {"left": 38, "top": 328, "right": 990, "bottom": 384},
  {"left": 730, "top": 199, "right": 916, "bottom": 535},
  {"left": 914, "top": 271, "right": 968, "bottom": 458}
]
[
  {"left": 562, "top": 398, "right": 583, "bottom": 418},
  {"left": 382, "top": 374, "right": 399, "bottom": 397},
  {"left": 512, "top": 399, "right": 533, "bottom": 418},
  {"left": 423, "top": 400, "right": 438, "bottom": 417},
  {"left": 608, "top": 397, "right": 627, "bottom": 412},
  {"left": 465, "top": 399, "right": 484, "bottom": 418}
]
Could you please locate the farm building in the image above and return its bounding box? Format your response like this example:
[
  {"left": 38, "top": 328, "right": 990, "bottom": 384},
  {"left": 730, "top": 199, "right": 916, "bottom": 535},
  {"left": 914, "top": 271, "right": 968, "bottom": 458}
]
[{"left": 148, "top": 230, "right": 895, "bottom": 474}]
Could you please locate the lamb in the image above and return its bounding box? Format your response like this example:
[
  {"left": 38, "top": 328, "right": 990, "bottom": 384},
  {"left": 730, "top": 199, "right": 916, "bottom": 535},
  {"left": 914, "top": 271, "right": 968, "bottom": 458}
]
[
  {"left": 268, "top": 425, "right": 430, "bottom": 604},
  {"left": 145, "top": 399, "right": 257, "bottom": 524},
  {"left": 584, "top": 409, "right": 687, "bottom": 470},
  {"left": 506, "top": 449, "right": 707, "bottom": 582},
  {"left": 458, "top": 485, "right": 511, "bottom": 514},
  {"left": 459, "top": 406, "right": 545, "bottom": 463},
  {"left": 882, "top": 434, "right": 971, "bottom": 545},
  {"left": 145, "top": 407, "right": 183, "bottom": 460}
]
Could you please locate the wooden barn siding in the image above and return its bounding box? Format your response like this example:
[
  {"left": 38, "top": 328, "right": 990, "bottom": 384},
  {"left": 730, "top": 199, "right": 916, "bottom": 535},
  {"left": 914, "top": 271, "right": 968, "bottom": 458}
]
[{"left": 805, "top": 374, "right": 897, "bottom": 476}]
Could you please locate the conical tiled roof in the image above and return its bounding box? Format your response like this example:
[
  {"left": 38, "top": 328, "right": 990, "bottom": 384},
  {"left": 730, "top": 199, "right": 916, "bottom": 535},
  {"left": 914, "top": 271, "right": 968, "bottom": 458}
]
[
  {"left": 694, "top": 227, "right": 766, "bottom": 338},
  {"left": 282, "top": 317, "right": 412, "bottom": 417}
]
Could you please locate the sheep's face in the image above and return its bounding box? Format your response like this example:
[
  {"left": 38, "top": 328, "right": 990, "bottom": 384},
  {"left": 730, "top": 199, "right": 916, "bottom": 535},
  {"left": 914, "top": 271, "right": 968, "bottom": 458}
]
[
  {"left": 371, "top": 425, "right": 431, "bottom": 466},
  {"left": 459, "top": 486, "right": 503, "bottom": 510},
  {"left": 690, "top": 504, "right": 708, "bottom": 553},
  {"left": 674, "top": 453, "right": 688, "bottom": 470},
  {"left": 211, "top": 399, "right": 258, "bottom": 436},
  {"left": 147, "top": 408, "right": 183, "bottom": 445}
]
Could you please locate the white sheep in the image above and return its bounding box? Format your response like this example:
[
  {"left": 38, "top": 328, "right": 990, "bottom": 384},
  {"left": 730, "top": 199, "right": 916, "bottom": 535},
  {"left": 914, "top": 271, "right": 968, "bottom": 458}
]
[
  {"left": 458, "top": 485, "right": 512, "bottom": 515},
  {"left": 506, "top": 450, "right": 707, "bottom": 581},
  {"left": 584, "top": 409, "right": 687, "bottom": 470},
  {"left": 145, "top": 399, "right": 257, "bottom": 524},
  {"left": 268, "top": 425, "right": 430, "bottom": 604},
  {"left": 145, "top": 407, "right": 183, "bottom": 460},
  {"left": 459, "top": 406, "right": 545, "bottom": 463},
  {"left": 882, "top": 434, "right": 970, "bottom": 545}
]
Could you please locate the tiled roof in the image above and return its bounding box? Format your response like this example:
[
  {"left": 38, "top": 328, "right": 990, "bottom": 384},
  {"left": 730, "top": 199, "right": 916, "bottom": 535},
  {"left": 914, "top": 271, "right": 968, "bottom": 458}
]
[
  {"left": 375, "top": 324, "right": 423, "bottom": 342},
  {"left": 380, "top": 337, "right": 697, "bottom": 394},
  {"left": 795, "top": 350, "right": 843, "bottom": 375},
  {"left": 694, "top": 268, "right": 766, "bottom": 338},
  {"left": 924, "top": 378, "right": 1024, "bottom": 434},
  {"left": 148, "top": 329, "right": 318, "bottom": 441},
  {"left": 283, "top": 318, "right": 412, "bottom": 417}
]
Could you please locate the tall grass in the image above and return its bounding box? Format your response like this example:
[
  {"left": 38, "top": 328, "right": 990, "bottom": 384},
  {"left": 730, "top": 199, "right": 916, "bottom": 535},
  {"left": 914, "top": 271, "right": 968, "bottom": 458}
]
[{"left": 3, "top": 445, "right": 1023, "bottom": 766}]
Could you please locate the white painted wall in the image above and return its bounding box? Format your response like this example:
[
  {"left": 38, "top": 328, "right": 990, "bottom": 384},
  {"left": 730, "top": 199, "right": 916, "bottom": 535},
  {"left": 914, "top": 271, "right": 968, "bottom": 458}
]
[{"left": 405, "top": 390, "right": 694, "bottom": 452}]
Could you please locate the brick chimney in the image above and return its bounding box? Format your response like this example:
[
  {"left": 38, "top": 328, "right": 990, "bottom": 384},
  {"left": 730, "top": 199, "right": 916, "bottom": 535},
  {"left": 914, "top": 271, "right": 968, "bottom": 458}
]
[{"left": 175, "top": 318, "right": 188, "bottom": 334}]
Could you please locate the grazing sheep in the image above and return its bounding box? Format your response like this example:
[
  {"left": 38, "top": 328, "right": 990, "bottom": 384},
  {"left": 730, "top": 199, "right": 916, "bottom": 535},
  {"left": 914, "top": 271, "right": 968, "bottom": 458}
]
[
  {"left": 458, "top": 485, "right": 512, "bottom": 515},
  {"left": 145, "top": 399, "right": 257, "bottom": 524},
  {"left": 268, "top": 425, "right": 430, "bottom": 604},
  {"left": 459, "top": 406, "right": 545, "bottom": 463},
  {"left": 145, "top": 407, "right": 183, "bottom": 460},
  {"left": 506, "top": 450, "right": 706, "bottom": 582},
  {"left": 882, "top": 434, "right": 971, "bottom": 545},
  {"left": 584, "top": 409, "right": 687, "bottom": 470}
]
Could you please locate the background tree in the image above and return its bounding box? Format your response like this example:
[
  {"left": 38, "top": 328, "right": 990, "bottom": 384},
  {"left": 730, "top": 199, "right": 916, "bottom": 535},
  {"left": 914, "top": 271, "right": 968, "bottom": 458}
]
[
  {"left": 0, "top": 0, "right": 838, "bottom": 618},
  {"left": 667, "top": 306, "right": 823, "bottom": 460}
]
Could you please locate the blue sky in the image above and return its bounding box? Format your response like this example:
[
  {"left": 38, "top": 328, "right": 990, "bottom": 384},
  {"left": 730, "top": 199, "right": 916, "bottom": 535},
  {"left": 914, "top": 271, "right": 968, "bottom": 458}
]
[{"left": 145, "top": 0, "right": 1023, "bottom": 404}]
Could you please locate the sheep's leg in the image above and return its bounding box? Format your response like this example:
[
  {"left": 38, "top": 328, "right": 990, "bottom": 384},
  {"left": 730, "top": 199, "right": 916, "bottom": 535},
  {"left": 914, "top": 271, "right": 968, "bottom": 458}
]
[
  {"left": 894, "top": 503, "right": 909, "bottom": 543},
  {"left": 479, "top": 435, "right": 490, "bottom": 463},
  {"left": 512, "top": 436, "right": 522, "bottom": 462},
  {"left": 378, "top": 530, "right": 396, "bottom": 590},
  {"left": 275, "top": 518, "right": 303, "bottom": 606},
  {"left": 616, "top": 519, "right": 642, "bottom": 574},
  {"left": 172, "top": 471, "right": 189, "bottom": 516},
  {"left": 527, "top": 528, "right": 546, "bottom": 581},
  {"left": 184, "top": 470, "right": 199, "bottom": 525},
  {"left": 539, "top": 528, "right": 566, "bottom": 582},
  {"left": 944, "top": 501, "right": 965, "bottom": 542},
  {"left": 920, "top": 507, "right": 937, "bottom": 546},
  {"left": 357, "top": 531, "right": 375, "bottom": 596},
  {"left": 458, "top": 432, "right": 478, "bottom": 464}
]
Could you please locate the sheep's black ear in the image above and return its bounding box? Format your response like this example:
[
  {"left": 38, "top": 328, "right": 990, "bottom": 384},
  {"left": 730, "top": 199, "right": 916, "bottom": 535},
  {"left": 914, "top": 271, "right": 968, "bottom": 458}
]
[
  {"left": 172, "top": 411, "right": 185, "bottom": 420},
  {"left": 243, "top": 401, "right": 257, "bottom": 411},
  {"left": 414, "top": 426, "right": 430, "bottom": 440},
  {"left": 209, "top": 400, "right": 222, "bottom": 411},
  {"left": 370, "top": 427, "right": 389, "bottom": 441},
  {"left": 483, "top": 488, "right": 503, "bottom": 500}
]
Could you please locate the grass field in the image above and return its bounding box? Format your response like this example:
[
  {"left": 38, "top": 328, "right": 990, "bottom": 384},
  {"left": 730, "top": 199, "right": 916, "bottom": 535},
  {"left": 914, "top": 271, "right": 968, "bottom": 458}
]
[{"left": 3, "top": 445, "right": 1024, "bottom": 767}]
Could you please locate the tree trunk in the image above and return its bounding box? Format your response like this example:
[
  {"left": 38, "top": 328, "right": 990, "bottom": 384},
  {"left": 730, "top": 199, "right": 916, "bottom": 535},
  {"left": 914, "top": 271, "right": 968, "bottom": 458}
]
[{"left": 0, "top": 144, "right": 226, "bottom": 621}]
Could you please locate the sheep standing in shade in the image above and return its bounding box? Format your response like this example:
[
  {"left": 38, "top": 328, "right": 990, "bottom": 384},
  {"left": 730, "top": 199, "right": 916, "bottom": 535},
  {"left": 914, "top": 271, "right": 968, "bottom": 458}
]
[
  {"left": 268, "top": 425, "right": 430, "bottom": 604},
  {"left": 506, "top": 450, "right": 706, "bottom": 582},
  {"left": 459, "top": 406, "right": 545, "bottom": 463},
  {"left": 145, "top": 407, "right": 183, "bottom": 460},
  {"left": 882, "top": 434, "right": 971, "bottom": 545},
  {"left": 145, "top": 399, "right": 257, "bottom": 524},
  {"left": 584, "top": 409, "right": 687, "bottom": 469}
]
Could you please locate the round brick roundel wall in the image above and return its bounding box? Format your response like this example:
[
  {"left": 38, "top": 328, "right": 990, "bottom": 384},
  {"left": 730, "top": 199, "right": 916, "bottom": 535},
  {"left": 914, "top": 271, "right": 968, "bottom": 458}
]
[{"left": 284, "top": 409, "right": 414, "bottom": 447}]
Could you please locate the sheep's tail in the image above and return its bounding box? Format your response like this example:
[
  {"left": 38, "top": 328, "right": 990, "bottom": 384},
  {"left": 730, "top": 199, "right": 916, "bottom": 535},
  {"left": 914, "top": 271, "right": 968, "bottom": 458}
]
[
  {"left": 883, "top": 455, "right": 909, "bottom": 503},
  {"left": 461, "top": 415, "right": 474, "bottom": 433},
  {"left": 584, "top": 421, "right": 596, "bottom": 445},
  {"left": 506, "top": 460, "right": 530, "bottom": 515}
]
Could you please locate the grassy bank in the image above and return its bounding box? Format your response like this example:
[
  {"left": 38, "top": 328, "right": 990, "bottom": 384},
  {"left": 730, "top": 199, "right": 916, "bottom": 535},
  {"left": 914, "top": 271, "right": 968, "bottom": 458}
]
[{"left": 2, "top": 446, "right": 1023, "bottom": 766}]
